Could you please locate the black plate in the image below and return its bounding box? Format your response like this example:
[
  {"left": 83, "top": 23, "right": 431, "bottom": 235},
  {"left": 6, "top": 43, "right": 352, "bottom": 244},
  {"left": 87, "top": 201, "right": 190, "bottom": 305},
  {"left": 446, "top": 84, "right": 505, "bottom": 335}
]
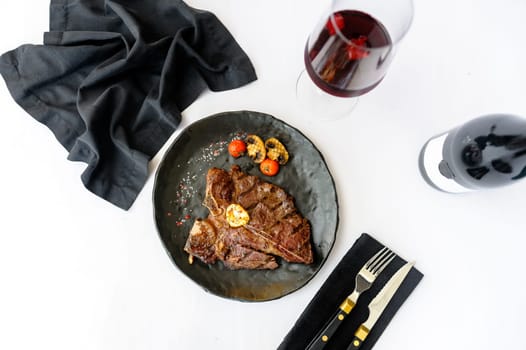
[{"left": 153, "top": 111, "right": 339, "bottom": 302}]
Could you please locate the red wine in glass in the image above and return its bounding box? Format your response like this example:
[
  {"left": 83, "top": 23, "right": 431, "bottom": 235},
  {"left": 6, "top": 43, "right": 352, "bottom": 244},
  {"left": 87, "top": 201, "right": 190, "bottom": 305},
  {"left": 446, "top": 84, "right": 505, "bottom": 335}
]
[{"left": 305, "top": 10, "right": 393, "bottom": 98}]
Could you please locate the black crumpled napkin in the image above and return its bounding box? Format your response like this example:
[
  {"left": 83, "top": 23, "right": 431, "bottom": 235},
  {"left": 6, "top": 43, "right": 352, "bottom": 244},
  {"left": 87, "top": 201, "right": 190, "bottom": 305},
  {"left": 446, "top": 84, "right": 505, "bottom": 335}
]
[
  {"left": 0, "top": 0, "right": 257, "bottom": 210},
  {"left": 278, "top": 233, "right": 423, "bottom": 350}
]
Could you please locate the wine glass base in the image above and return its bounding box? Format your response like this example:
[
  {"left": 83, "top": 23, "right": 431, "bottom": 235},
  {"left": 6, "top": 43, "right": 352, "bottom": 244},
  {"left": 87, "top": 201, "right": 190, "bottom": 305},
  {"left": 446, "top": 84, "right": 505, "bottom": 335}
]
[
  {"left": 419, "top": 133, "right": 473, "bottom": 193},
  {"left": 295, "top": 69, "right": 359, "bottom": 121}
]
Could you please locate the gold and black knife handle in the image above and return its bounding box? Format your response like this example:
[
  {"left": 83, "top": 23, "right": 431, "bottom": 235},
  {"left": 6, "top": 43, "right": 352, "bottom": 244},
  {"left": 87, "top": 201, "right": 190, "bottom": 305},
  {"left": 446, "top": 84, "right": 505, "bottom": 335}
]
[
  {"left": 346, "top": 324, "right": 370, "bottom": 349},
  {"left": 306, "top": 298, "right": 356, "bottom": 350}
]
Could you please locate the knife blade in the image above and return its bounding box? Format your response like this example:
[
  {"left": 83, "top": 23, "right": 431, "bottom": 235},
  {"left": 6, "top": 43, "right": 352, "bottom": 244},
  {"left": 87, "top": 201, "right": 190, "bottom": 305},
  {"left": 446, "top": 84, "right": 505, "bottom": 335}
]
[{"left": 346, "top": 261, "right": 414, "bottom": 350}]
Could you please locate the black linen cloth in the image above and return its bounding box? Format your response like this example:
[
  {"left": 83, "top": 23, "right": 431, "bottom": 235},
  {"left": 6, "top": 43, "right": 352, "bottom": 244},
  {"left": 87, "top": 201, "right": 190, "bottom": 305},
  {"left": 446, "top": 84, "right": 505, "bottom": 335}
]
[
  {"left": 0, "top": 0, "right": 257, "bottom": 210},
  {"left": 278, "top": 233, "right": 423, "bottom": 350}
]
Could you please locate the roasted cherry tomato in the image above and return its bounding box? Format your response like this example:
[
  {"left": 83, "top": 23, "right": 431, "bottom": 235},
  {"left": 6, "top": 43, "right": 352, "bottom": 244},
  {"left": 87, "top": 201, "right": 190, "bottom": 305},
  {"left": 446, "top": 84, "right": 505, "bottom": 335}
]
[
  {"left": 259, "top": 158, "right": 280, "bottom": 176},
  {"left": 228, "top": 139, "right": 247, "bottom": 158}
]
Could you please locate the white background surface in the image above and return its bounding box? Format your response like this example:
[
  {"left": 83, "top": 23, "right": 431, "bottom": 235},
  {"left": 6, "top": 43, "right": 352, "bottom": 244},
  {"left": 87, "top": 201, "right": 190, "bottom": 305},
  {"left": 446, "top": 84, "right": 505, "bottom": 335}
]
[{"left": 1, "top": 1, "right": 526, "bottom": 349}]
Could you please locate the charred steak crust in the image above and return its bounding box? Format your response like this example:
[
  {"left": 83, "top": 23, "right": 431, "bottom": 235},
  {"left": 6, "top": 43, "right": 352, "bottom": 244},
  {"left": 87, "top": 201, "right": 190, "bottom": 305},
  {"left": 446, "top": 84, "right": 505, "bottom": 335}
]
[{"left": 184, "top": 166, "right": 314, "bottom": 269}]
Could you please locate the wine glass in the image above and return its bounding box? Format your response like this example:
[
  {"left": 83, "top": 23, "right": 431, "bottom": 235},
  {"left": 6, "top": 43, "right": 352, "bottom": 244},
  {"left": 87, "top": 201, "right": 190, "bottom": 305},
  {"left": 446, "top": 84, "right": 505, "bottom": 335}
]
[{"left": 296, "top": 0, "right": 414, "bottom": 121}]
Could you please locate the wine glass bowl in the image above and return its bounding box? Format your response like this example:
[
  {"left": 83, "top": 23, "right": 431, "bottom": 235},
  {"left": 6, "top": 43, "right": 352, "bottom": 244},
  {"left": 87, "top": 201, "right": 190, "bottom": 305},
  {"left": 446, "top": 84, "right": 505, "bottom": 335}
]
[{"left": 297, "top": 0, "right": 414, "bottom": 121}]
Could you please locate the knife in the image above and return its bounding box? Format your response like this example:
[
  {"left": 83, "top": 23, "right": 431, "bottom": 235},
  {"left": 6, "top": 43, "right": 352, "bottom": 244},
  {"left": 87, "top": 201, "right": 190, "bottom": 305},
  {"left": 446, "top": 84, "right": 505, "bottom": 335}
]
[{"left": 346, "top": 261, "right": 414, "bottom": 350}]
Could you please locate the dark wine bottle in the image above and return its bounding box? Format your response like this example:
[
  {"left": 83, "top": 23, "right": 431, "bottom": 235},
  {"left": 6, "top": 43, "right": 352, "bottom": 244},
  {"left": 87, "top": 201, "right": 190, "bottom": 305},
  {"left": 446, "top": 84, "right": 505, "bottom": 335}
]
[{"left": 420, "top": 114, "right": 526, "bottom": 192}]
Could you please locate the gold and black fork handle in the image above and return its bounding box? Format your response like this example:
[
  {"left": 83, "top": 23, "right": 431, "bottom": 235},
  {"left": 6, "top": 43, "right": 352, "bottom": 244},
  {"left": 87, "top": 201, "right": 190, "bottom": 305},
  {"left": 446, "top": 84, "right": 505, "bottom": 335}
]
[{"left": 306, "top": 298, "right": 355, "bottom": 350}]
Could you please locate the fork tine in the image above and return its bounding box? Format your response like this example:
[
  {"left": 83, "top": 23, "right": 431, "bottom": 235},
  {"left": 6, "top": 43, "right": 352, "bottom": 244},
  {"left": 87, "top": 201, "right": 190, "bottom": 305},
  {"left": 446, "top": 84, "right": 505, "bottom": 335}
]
[
  {"left": 368, "top": 248, "right": 393, "bottom": 273},
  {"left": 366, "top": 247, "right": 390, "bottom": 270},
  {"left": 372, "top": 251, "right": 396, "bottom": 275},
  {"left": 365, "top": 247, "right": 388, "bottom": 269}
]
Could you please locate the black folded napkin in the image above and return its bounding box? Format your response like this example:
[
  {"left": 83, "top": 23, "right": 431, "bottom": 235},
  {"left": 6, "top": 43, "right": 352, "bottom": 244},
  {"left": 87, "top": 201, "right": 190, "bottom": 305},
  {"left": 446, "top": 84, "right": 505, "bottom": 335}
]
[
  {"left": 0, "top": 0, "right": 257, "bottom": 210},
  {"left": 278, "top": 233, "right": 423, "bottom": 350}
]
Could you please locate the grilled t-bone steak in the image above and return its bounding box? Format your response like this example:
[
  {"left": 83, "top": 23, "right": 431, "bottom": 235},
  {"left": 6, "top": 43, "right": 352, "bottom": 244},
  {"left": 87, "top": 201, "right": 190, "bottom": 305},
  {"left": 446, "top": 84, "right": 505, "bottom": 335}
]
[{"left": 184, "top": 165, "right": 313, "bottom": 270}]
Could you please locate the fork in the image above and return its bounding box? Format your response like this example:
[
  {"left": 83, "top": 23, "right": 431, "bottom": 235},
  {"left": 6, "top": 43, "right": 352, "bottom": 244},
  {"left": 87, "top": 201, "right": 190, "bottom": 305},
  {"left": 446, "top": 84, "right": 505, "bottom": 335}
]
[{"left": 306, "top": 247, "right": 396, "bottom": 350}]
